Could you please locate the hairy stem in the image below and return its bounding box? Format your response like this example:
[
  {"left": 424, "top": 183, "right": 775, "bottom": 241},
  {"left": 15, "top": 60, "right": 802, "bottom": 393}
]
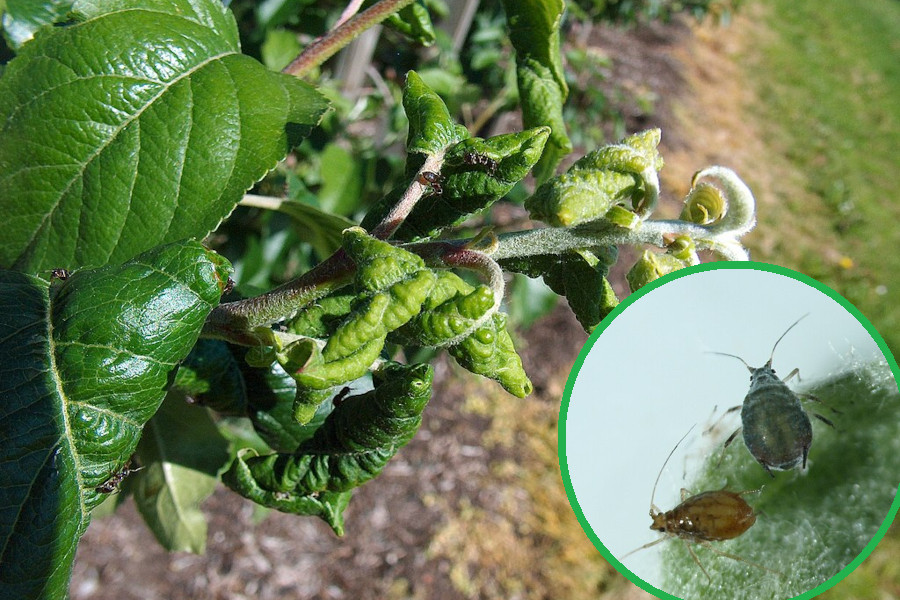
[
  {"left": 202, "top": 251, "right": 355, "bottom": 344},
  {"left": 283, "top": 0, "right": 418, "bottom": 78}
]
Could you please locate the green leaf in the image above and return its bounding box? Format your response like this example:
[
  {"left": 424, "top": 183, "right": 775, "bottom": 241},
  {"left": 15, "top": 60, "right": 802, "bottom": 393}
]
[
  {"left": 0, "top": 0, "right": 330, "bottom": 273},
  {"left": 276, "top": 229, "right": 436, "bottom": 422},
  {"left": 501, "top": 0, "right": 571, "bottom": 182},
  {"left": 665, "top": 362, "right": 900, "bottom": 598},
  {"left": 499, "top": 248, "right": 620, "bottom": 333},
  {"left": 385, "top": 1, "right": 436, "bottom": 46},
  {"left": 448, "top": 313, "right": 532, "bottom": 397},
  {"left": 317, "top": 143, "right": 365, "bottom": 216},
  {"left": 242, "top": 356, "right": 335, "bottom": 453},
  {"left": 391, "top": 270, "right": 495, "bottom": 347},
  {"left": 222, "top": 362, "right": 433, "bottom": 534},
  {"left": 261, "top": 28, "right": 303, "bottom": 71},
  {"left": 525, "top": 129, "right": 663, "bottom": 227},
  {"left": 132, "top": 393, "right": 229, "bottom": 553},
  {"left": 376, "top": 127, "right": 550, "bottom": 241},
  {"left": 626, "top": 250, "right": 690, "bottom": 292},
  {"left": 0, "top": 240, "right": 228, "bottom": 599},
  {"left": 174, "top": 339, "right": 247, "bottom": 416},
  {"left": 403, "top": 70, "right": 469, "bottom": 156},
  {"left": 1, "top": 0, "right": 72, "bottom": 48}
]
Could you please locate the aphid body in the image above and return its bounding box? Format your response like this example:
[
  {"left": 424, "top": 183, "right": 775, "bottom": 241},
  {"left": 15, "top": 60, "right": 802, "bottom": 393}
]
[
  {"left": 96, "top": 460, "right": 142, "bottom": 494},
  {"left": 50, "top": 268, "right": 70, "bottom": 280},
  {"left": 416, "top": 171, "right": 443, "bottom": 196},
  {"left": 623, "top": 427, "right": 778, "bottom": 582},
  {"left": 712, "top": 315, "right": 834, "bottom": 476},
  {"left": 463, "top": 151, "right": 498, "bottom": 176}
]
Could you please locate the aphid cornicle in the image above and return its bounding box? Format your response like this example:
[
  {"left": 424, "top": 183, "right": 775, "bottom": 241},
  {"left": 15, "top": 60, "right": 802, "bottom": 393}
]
[
  {"left": 622, "top": 427, "right": 781, "bottom": 582},
  {"left": 711, "top": 314, "right": 836, "bottom": 477}
]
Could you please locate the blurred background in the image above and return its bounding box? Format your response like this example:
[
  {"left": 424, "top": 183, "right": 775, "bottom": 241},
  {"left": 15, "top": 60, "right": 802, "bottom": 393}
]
[{"left": 69, "top": 0, "right": 900, "bottom": 597}]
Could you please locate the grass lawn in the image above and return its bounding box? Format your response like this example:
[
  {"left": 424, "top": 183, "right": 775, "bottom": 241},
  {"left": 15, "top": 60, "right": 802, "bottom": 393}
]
[{"left": 742, "top": 0, "right": 900, "bottom": 351}]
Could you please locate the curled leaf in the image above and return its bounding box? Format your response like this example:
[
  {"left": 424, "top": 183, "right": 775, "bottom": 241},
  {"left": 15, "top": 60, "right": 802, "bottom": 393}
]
[
  {"left": 277, "top": 229, "right": 437, "bottom": 422},
  {"left": 223, "top": 362, "right": 434, "bottom": 534},
  {"left": 502, "top": 0, "right": 571, "bottom": 182},
  {"left": 680, "top": 182, "right": 726, "bottom": 225},
  {"left": 364, "top": 127, "right": 550, "bottom": 242},
  {"left": 392, "top": 271, "right": 495, "bottom": 347},
  {"left": 626, "top": 250, "right": 689, "bottom": 292},
  {"left": 525, "top": 129, "right": 663, "bottom": 227},
  {"left": 448, "top": 313, "right": 532, "bottom": 398},
  {"left": 403, "top": 70, "right": 468, "bottom": 156},
  {"left": 499, "top": 247, "right": 619, "bottom": 333}
]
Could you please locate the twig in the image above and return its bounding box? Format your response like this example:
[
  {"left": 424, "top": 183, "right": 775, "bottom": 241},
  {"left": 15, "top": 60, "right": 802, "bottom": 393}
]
[{"left": 283, "top": 0, "right": 418, "bottom": 78}]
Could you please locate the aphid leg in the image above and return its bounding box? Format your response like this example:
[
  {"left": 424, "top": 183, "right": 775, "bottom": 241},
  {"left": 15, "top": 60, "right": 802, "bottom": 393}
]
[
  {"left": 697, "top": 541, "right": 785, "bottom": 578},
  {"left": 683, "top": 541, "right": 713, "bottom": 583},
  {"left": 717, "top": 426, "right": 743, "bottom": 467},
  {"left": 736, "top": 486, "right": 764, "bottom": 497},
  {"left": 680, "top": 488, "right": 693, "bottom": 502},
  {"left": 798, "top": 392, "right": 843, "bottom": 415},
  {"left": 782, "top": 367, "right": 800, "bottom": 383},
  {"left": 812, "top": 413, "right": 835, "bottom": 428},
  {"left": 620, "top": 535, "right": 669, "bottom": 560},
  {"left": 704, "top": 405, "right": 741, "bottom": 436}
]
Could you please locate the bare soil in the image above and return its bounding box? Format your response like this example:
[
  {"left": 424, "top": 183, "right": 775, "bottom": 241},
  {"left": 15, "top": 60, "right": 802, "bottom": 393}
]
[{"left": 70, "top": 14, "right": 741, "bottom": 600}]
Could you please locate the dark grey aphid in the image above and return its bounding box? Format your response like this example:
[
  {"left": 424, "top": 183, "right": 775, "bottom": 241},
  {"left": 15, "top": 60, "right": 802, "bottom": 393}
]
[{"left": 711, "top": 314, "right": 835, "bottom": 477}]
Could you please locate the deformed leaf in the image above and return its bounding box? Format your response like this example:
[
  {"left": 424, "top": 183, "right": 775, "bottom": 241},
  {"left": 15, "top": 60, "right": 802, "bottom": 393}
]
[
  {"left": 525, "top": 129, "right": 663, "bottom": 227},
  {"left": 502, "top": 0, "right": 571, "bottom": 182},
  {"left": 241, "top": 353, "right": 334, "bottom": 453},
  {"left": 626, "top": 250, "right": 690, "bottom": 292},
  {"left": 277, "top": 229, "right": 436, "bottom": 422},
  {"left": 133, "top": 393, "right": 230, "bottom": 553},
  {"left": 0, "top": 240, "right": 229, "bottom": 599},
  {"left": 0, "top": 0, "right": 330, "bottom": 273},
  {"left": 499, "top": 247, "right": 619, "bottom": 332},
  {"left": 174, "top": 339, "right": 247, "bottom": 416},
  {"left": 391, "top": 270, "right": 495, "bottom": 347},
  {"left": 448, "top": 313, "right": 532, "bottom": 398},
  {"left": 223, "top": 362, "right": 434, "bottom": 534},
  {"left": 382, "top": 128, "right": 550, "bottom": 242},
  {"left": 403, "top": 70, "right": 469, "bottom": 156}
]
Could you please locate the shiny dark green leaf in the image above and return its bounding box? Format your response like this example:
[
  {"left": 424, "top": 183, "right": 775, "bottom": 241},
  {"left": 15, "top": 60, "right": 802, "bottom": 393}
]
[
  {"left": 0, "top": 240, "right": 228, "bottom": 599},
  {"left": 223, "top": 362, "right": 433, "bottom": 534},
  {"left": 0, "top": 0, "right": 329, "bottom": 272}
]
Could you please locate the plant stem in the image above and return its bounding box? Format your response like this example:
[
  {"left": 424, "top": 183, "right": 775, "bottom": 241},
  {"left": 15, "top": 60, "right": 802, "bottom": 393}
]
[
  {"left": 370, "top": 153, "right": 445, "bottom": 239},
  {"left": 202, "top": 251, "right": 355, "bottom": 344},
  {"left": 283, "top": 0, "right": 418, "bottom": 78}
]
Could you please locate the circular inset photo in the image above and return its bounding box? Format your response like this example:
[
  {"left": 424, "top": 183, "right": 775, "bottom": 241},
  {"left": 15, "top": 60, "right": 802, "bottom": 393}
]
[{"left": 560, "top": 263, "right": 900, "bottom": 600}]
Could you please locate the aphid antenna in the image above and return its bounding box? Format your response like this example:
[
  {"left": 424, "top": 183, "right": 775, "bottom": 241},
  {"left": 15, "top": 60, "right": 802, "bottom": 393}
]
[
  {"left": 705, "top": 351, "right": 752, "bottom": 372},
  {"left": 621, "top": 424, "right": 697, "bottom": 561},
  {"left": 766, "top": 313, "right": 810, "bottom": 366},
  {"left": 649, "top": 424, "right": 697, "bottom": 516},
  {"left": 705, "top": 313, "right": 811, "bottom": 371}
]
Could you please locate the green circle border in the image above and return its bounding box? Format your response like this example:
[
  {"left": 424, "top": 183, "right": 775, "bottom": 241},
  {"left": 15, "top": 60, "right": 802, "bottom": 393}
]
[{"left": 558, "top": 261, "right": 900, "bottom": 599}]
